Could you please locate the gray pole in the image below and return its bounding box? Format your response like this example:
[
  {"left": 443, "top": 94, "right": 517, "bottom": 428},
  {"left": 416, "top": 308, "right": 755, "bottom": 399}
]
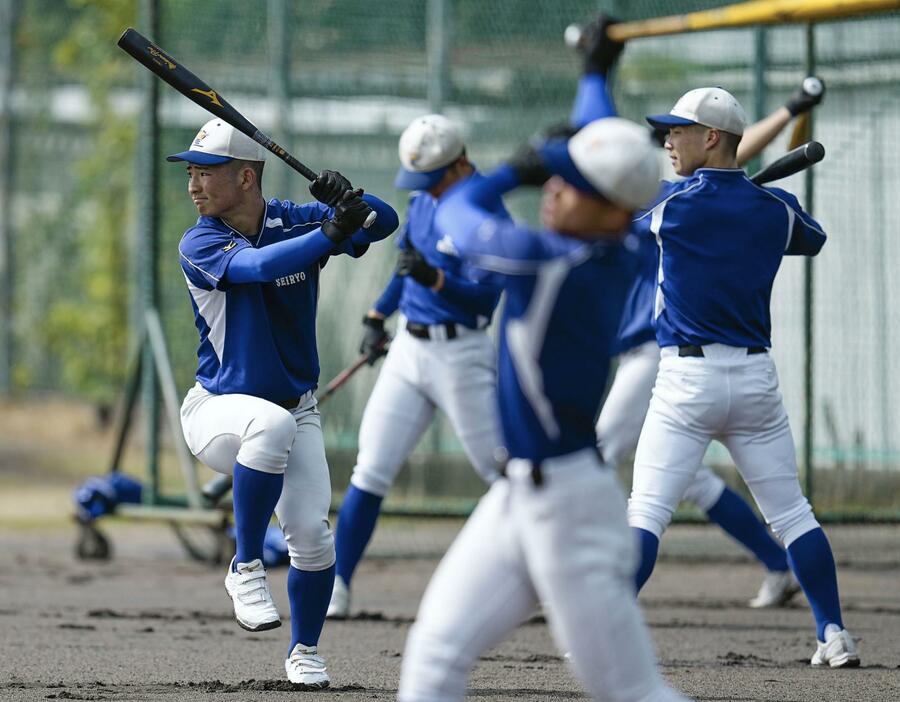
[
  {"left": 748, "top": 27, "right": 768, "bottom": 175},
  {"left": 0, "top": 0, "right": 18, "bottom": 395},
  {"left": 268, "top": 0, "right": 292, "bottom": 198},
  {"left": 426, "top": 0, "right": 450, "bottom": 113},
  {"left": 138, "top": 0, "right": 161, "bottom": 502},
  {"left": 802, "top": 24, "right": 816, "bottom": 502}
]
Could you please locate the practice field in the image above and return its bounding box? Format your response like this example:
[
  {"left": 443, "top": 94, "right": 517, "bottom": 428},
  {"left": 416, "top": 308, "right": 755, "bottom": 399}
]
[{"left": 1, "top": 522, "right": 897, "bottom": 701}]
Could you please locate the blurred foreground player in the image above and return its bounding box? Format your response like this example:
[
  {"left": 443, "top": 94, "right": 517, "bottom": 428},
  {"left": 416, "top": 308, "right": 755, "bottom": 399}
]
[
  {"left": 398, "top": 118, "right": 690, "bottom": 702},
  {"left": 171, "top": 119, "right": 398, "bottom": 686}
]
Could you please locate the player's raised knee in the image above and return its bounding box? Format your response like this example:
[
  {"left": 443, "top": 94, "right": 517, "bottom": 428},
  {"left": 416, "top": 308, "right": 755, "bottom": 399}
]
[{"left": 236, "top": 405, "right": 296, "bottom": 473}]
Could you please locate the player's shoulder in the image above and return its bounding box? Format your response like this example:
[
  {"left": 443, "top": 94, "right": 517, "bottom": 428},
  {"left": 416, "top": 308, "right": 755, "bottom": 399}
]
[
  {"left": 752, "top": 183, "right": 803, "bottom": 209},
  {"left": 179, "top": 218, "right": 232, "bottom": 253}
]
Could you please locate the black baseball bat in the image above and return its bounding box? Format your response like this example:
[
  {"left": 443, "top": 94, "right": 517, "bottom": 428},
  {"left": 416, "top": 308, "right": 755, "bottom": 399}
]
[
  {"left": 750, "top": 141, "right": 825, "bottom": 185},
  {"left": 117, "top": 27, "right": 376, "bottom": 227}
]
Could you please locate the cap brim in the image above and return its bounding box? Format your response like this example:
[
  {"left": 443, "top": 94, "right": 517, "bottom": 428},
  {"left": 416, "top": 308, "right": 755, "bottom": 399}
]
[
  {"left": 166, "top": 150, "right": 233, "bottom": 165},
  {"left": 394, "top": 165, "right": 449, "bottom": 191},
  {"left": 541, "top": 140, "right": 601, "bottom": 198},
  {"left": 645, "top": 114, "right": 697, "bottom": 130}
]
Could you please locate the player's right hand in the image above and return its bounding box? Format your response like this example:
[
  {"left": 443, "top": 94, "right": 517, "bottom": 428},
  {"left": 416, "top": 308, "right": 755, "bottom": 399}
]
[
  {"left": 360, "top": 315, "right": 389, "bottom": 365},
  {"left": 581, "top": 15, "right": 625, "bottom": 77},
  {"left": 309, "top": 169, "right": 352, "bottom": 206},
  {"left": 785, "top": 76, "right": 826, "bottom": 116},
  {"left": 322, "top": 189, "right": 371, "bottom": 243},
  {"left": 507, "top": 143, "right": 551, "bottom": 187}
]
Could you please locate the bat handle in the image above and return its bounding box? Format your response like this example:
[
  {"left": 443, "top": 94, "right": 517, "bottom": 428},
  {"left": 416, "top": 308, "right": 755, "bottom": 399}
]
[{"left": 363, "top": 209, "right": 377, "bottom": 229}]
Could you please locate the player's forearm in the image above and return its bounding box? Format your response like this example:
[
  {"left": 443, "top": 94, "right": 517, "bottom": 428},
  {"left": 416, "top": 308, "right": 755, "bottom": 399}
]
[
  {"left": 436, "top": 165, "right": 519, "bottom": 258},
  {"left": 736, "top": 107, "right": 791, "bottom": 166},
  {"left": 437, "top": 272, "right": 500, "bottom": 311},
  {"left": 372, "top": 273, "right": 403, "bottom": 317},
  {"left": 349, "top": 195, "right": 400, "bottom": 246},
  {"left": 571, "top": 73, "right": 616, "bottom": 127},
  {"left": 225, "top": 230, "right": 334, "bottom": 283}
]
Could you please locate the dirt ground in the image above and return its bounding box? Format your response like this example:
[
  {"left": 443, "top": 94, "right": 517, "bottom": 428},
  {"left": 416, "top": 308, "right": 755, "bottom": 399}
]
[{"left": 1, "top": 519, "right": 898, "bottom": 702}]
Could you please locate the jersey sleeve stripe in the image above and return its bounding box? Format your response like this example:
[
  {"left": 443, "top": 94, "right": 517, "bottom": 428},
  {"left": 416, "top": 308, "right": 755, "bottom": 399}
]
[{"left": 179, "top": 251, "right": 221, "bottom": 283}]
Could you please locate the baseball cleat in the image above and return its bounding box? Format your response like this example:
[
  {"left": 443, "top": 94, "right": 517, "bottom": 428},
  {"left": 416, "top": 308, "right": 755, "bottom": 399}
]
[
  {"left": 224, "top": 557, "right": 281, "bottom": 631},
  {"left": 811, "top": 627, "right": 860, "bottom": 668},
  {"left": 285, "top": 644, "right": 330, "bottom": 688},
  {"left": 748, "top": 570, "right": 801, "bottom": 608},
  {"left": 326, "top": 576, "right": 350, "bottom": 619}
]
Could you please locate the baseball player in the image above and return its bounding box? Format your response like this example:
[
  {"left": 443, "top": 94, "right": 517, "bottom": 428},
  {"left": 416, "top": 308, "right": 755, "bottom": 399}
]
[
  {"left": 626, "top": 88, "right": 859, "bottom": 667},
  {"left": 575, "top": 17, "right": 826, "bottom": 608},
  {"left": 327, "top": 114, "right": 505, "bottom": 619},
  {"left": 171, "top": 118, "right": 399, "bottom": 687},
  {"left": 398, "top": 118, "right": 690, "bottom": 702}
]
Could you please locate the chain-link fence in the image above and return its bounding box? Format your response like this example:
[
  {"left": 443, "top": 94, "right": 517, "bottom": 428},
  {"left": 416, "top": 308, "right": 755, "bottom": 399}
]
[{"left": 2, "top": 0, "right": 899, "bottom": 514}]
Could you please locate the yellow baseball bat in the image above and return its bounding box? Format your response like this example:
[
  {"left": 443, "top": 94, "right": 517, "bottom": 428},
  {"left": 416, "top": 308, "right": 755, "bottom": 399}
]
[{"left": 608, "top": 0, "right": 900, "bottom": 41}]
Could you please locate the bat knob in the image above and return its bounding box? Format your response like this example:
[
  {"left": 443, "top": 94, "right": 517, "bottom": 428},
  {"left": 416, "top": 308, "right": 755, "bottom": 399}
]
[
  {"left": 564, "top": 23, "right": 583, "bottom": 50},
  {"left": 363, "top": 210, "right": 378, "bottom": 229},
  {"left": 805, "top": 141, "right": 825, "bottom": 164},
  {"left": 802, "top": 76, "right": 824, "bottom": 97}
]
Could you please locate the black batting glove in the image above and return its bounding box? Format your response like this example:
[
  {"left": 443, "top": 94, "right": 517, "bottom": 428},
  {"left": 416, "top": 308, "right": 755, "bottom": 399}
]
[
  {"left": 360, "top": 316, "right": 390, "bottom": 365},
  {"left": 785, "top": 76, "right": 826, "bottom": 116},
  {"left": 309, "top": 169, "right": 352, "bottom": 206},
  {"left": 396, "top": 246, "right": 440, "bottom": 288},
  {"left": 321, "top": 189, "right": 371, "bottom": 244},
  {"left": 581, "top": 15, "right": 625, "bottom": 77},
  {"left": 507, "top": 143, "right": 551, "bottom": 187}
]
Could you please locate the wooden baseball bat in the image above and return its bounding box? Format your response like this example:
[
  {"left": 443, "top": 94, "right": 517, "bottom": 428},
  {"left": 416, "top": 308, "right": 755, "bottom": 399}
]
[
  {"left": 607, "top": 0, "right": 900, "bottom": 41},
  {"left": 749, "top": 140, "right": 825, "bottom": 184},
  {"left": 117, "top": 27, "right": 376, "bottom": 227}
]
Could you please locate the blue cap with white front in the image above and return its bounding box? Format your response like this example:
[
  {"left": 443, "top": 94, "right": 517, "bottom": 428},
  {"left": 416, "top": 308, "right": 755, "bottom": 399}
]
[
  {"left": 395, "top": 114, "right": 466, "bottom": 190},
  {"left": 167, "top": 118, "right": 267, "bottom": 165}
]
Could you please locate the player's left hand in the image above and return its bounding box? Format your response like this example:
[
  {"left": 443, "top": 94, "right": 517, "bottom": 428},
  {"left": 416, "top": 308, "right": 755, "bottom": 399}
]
[
  {"left": 309, "top": 170, "right": 353, "bottom": 206},
  {"left": 785, "top": 76, "right": 826, "bottom": 116},
  {"left": 581, "top": 15, "right": 625, "bottom": 77},
  {"left": 322, "top": 189, "right": 371, "bottom": 243},
  {"left": 396, "top": 246, "right": 440, "bottom": 288}
]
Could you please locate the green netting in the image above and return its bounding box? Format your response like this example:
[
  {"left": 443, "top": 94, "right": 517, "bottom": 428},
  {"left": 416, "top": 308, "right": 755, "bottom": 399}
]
[{"left": 3, "top": 0, "right": 900, "bottom": 513}]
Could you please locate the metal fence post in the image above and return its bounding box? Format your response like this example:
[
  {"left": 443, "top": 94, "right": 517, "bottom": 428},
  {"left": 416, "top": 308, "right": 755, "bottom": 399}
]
[
  {"left": 0, "top": 0, "right": 18, "bottom": 396},
  {"left": 268, "top": 0, "right": 292, "bottom": 198},
  {"left": 803, "top": 23, "right": 816, "bottom": 502},
  {"left": 427, "top": 0, "right": 450, "bottom": 113},
  {"left": 748, "top": 26, "right": 768, "bottom": 175},
  {"left": 138, "top": 0, "right": 161, "bottom": 502}
]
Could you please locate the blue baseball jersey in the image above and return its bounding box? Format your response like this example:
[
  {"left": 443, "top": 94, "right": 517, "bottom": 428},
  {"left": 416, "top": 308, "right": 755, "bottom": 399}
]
[
  {"left": 179, "top": 197, "right": 379, "bottom": 401},
  {"left": 374, "top": 173, "right": 504, "bottom": 327},
  {"left": 613, "top": 232, "right": 658, "bottom": 354},
  {"left": 634, "top": 168, "right": 826, "bottom": 349},
  {"left": 435, "top": 166, "right": 638, "bottom": 462}
]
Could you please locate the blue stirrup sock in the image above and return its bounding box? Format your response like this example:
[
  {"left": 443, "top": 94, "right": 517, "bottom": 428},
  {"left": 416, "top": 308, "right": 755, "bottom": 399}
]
[
  {"left": 633, "top": 527, "right": 660, "bottom": 592},
  {"left": 232, "top": 462, "right": 284, "bottom": 568},
  {"left": 787, "top": 528, "right": 844, "bottom": 641},
  {"left": 335, "top": 485, "right": 384, "bottom": 586},
  {"left": 705, "top": 486, "right": 789, "bottom": 572},
  {"left": 288, "top": 563, "right": 336, "bottom": 652}
]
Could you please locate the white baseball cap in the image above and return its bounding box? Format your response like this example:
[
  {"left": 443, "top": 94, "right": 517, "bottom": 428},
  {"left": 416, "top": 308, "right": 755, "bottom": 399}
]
[
  {"left": 646, "top": 87, "right": 746, "bottom": 136},
  {"left": 167, "top": 118, "right": 267, "bottom": 165},
  {"left": 550, "top": 117, "right": 661, "bottom": 210},
  {"left": 395, "top": 114, "right": 466, "bottom": 190}
]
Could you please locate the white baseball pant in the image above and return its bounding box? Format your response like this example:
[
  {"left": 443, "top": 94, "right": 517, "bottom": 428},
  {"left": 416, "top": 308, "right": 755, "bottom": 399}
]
[
  {"left": 597, "top": 340, "right": 726, "bottom": 511},
  {"left": 180, "top": 383, "right": 334, "bottom": 570},
  {"left": 350, "top": 327, "right": 502, "bottom": 497},
  {"left": 628, "top": 345, "right": 820, "bottom": 546},
  {"left": 399, "top": 448, "right": 690, "bottom": 702}
]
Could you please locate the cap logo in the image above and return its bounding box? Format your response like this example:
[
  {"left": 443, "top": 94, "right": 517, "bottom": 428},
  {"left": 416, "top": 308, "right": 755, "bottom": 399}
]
[{"left": 192, "top": 129, "right": 208, "bottom": 147}]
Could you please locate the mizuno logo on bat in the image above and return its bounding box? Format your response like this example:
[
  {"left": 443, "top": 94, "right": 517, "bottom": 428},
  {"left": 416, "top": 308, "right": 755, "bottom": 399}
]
[
  {"left": 191, "top": 88, "right": 223, "bottom": 107},
  {"left": 148, "top": 46, "right": 176, "bottom": 70}
]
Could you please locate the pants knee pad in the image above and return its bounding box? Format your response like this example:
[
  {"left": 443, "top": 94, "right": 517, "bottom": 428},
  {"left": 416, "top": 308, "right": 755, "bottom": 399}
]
[
  {"left": 349, "top": 466, "right": 393, "bottom": 498},
  {"left": 768, "top": 499, "right": 820, "bottom": 547},
  {"left": 236, "top": 407, "right": 296, "bottom": 474},
  {"left": 284, "top": 519, "right": 335, "bottom": 571}
]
